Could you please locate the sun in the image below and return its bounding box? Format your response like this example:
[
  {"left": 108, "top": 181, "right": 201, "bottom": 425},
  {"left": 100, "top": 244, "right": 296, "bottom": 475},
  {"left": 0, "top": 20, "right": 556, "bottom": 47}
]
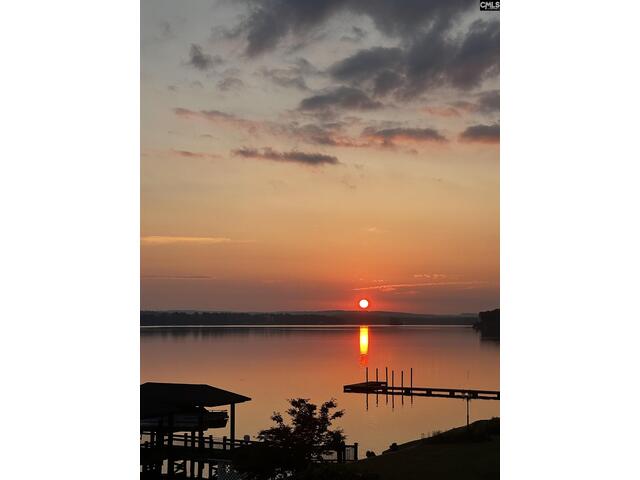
[{"left": 358, "top": 298, "right": 369, "bottom": 310}]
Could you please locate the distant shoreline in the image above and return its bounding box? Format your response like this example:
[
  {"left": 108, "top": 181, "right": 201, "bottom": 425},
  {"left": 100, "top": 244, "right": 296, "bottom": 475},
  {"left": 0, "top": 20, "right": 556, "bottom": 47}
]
[{"left": 140, "top": 310, "right": 479, "bottom": 327}]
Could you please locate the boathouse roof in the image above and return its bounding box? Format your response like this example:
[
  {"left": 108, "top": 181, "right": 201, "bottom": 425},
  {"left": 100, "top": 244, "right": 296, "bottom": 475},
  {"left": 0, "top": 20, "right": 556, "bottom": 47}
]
[{"left": 141, "top": 382, "right": 251, "bottom": 418}]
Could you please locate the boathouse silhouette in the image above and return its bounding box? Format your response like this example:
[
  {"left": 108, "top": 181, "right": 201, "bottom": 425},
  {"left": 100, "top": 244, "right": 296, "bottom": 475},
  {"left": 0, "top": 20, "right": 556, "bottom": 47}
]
[{"left": 140, "top": 382, "right": 251, "bottom": 478}]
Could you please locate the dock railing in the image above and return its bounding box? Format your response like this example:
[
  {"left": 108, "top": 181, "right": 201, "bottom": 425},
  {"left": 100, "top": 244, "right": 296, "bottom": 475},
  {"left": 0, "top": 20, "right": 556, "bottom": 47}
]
[{"left": 140, "top": 431, "right": 358, "bottom": 463}]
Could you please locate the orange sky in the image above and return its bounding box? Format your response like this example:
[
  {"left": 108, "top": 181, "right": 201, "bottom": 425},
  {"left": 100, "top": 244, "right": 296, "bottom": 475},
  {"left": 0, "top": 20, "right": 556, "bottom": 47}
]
[{"left": 141, "top": 0, "right": 499, "bottom": 313}]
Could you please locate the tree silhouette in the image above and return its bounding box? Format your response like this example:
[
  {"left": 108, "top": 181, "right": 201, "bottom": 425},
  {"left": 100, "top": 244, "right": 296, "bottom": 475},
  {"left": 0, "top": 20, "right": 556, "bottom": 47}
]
[{"left": 233, "top": 398, "right": 346, "bottom": 479}]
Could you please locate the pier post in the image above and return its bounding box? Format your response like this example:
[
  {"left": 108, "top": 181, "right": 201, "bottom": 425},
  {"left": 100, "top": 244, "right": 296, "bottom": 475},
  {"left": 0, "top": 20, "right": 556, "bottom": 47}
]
[
  {"left": 168, "top": 414, "right": 174, "bottom": 480},
  {"left": 410, "top": 368, "right": 413, "bottom": 389},
  {"left": 365, "top": 367, "right": 368, "bottom": 383},
  {"left": 376, "top": 368, "right": 379, "bottom": 382},
  {"left": 466, "top": 396, "right": 470, "bottom": 427},
  {"left": 401, "top": 370, "right": 404, "bottom": 391},
  {"left": 230, "top": 403, "right": 236, "bottom": 449}
]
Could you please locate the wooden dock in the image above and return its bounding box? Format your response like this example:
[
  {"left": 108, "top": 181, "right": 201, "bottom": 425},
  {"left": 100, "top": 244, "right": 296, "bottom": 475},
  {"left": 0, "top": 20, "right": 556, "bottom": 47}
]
[{"left": 343, "top": 381, "right": 500, "bottom": 400}]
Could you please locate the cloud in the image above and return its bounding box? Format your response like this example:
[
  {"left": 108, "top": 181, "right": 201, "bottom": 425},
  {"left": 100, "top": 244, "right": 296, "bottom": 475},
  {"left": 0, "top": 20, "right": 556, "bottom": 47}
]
[
  {"left": 330, "top": 47, "right": 403, "bottom": 83},
  {"left": 413, "top": 273, "right": 448, "bottom": 279},
  {"left": 232, "top": 147, "right": 339, "bottom": 166},
  {"left": 299, "top": 86, "right": 383, "bottom": 114},
  {"left": 459, "top": 123, "right": 499, "bottom": 143},
  {"left": 186, "top": 44, "right": 222, "bottom": 71},
  {"left": 423, "top": 90, "right": 499, "bottom": 119},
  {"left": 171, "top": 149, "right": 222, "bottom": 160},
  {"left": 232, "top": 0, "right": 476, "bottom": 57},
  {"left": 142, "top": 274, "right": 214, "bottom": 280},
  {"left": 260, "top": 67, "right": 309, "bottom": 91},
  {"left": 141, "top": 236, "right": 236, "bottom": 245},
  {"left": 353, "top": 280, "right": 483, "bottom": 291},
  {"left": 476, "top": 89, "right": 500, "bottom": 113},
  {"left": 362, "top": 127, "right": 447, "bottom": 145},
  {"left": 327, "top": 19, "right": 499, "bottom": 100},
  {"left": 217, "top": 77, "right": 245, "bottom": 91},
  {"left": 341, "top": 26, "right": 367, "bottom": 43},
  {"left": 174, "top": 108, "right": 260, "bottom": 133},
  {"left": 422, "top": 106, "right": 462, "bottom": 117}
]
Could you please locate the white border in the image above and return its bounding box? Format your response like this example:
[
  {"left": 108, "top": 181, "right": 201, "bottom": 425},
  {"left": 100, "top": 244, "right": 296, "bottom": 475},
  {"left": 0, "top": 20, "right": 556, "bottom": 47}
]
[{"left": 1, "top": 1, "right": 139, "bottom": 479}]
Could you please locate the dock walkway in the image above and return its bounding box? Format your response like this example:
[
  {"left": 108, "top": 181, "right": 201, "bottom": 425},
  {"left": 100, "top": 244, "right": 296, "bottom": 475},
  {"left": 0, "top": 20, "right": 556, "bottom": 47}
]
[{"left": 343, "top": 381, "right": 499, "bottom": 400}]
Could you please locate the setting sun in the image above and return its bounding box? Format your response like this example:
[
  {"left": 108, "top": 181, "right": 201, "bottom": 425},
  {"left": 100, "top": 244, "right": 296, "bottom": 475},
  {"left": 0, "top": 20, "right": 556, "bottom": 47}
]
[{"left": 358, "top": 299, "right": 369, "bottom": 309}]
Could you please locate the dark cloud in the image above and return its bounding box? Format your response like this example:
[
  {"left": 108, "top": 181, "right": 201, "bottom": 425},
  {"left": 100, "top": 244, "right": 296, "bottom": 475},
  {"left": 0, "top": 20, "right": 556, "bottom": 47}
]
[
  {"left": 459, "top": 124, "right": 499, "bottom": 143},
  {"left": 260, "top": 68, "right": 309, "bottom": 91},
  {"left": 477, "top": 89, "right": 500, "bottom": 113},
  {"left": 327, "top": 19, "right": 499, "bottom": 100},
  {"left": 363, "top": 127, "right": 447, "bottom": 145},
  {"left": 217, "top": 77, "right": 245, "bottom": 91},
  {"left": 235, "top": 0, "right": 476, "bottom": 57},
  {"left": 299, "top": 86, "right": 383, "bottom": 114},
  {"left": 446, "top": 19, "right": 500, "bottom": 89},
  {"left": 330, "top": 47, "right": 403, "bottom": 83},
  {"left": 232, "top": 147, "right": 339, "bottom": 166},
  {"left": 186, "top": 44, "right": 222, "bottom": 71},
  {"left": 425, "top": 90, "right": 500, "bottom": 117}
]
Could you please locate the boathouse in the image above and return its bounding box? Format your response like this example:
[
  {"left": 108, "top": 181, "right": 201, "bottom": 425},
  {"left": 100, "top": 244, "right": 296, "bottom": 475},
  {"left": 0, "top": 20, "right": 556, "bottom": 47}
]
[{"left": 140, "top": 382, "right": 251, "bottom": 478}]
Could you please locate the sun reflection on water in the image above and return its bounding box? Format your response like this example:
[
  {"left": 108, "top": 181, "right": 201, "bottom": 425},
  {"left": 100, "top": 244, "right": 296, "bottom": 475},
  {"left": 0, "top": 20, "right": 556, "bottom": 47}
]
[{"left": 359, "top": 326, "right": 369, "bottom": 365}]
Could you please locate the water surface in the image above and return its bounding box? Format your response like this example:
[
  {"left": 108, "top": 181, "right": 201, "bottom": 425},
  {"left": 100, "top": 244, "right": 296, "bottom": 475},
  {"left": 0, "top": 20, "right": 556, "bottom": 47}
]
[{"left": 140, "top": 325, "right": 499, "bottom": 454}]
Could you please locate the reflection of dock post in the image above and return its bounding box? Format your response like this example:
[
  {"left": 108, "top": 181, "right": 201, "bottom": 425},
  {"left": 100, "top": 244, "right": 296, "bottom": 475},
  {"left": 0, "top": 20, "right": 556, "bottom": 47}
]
[
  {"left": 410, "top": 368, "right": 414, "bottom": 404},
  {"left": 365, "top": 367, "right": 369, "bottom": 410},
  {"left": 385, "top": 367, "right": 389, "bottom": 404},
  {"left": 391, "top": 370, "right": 395, "bottom": 410}
]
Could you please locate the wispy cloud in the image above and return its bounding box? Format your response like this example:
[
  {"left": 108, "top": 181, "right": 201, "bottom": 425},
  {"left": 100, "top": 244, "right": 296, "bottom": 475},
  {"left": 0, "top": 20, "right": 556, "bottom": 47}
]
[
  {"left": 413, "top": 273, "right": 448, "bottom": 279},
  {"left": 186, "top": 44, "right": 222, "bottom": 71},
  {"left": 141, "top": 274, "right": 214, "bottom": 280},
  {"left": 362, "top": 127, "right": 448, "bottom": 146},
  {"left": 171, "top": 149, "right": 222, "bottom": 160},
  {"left": 232, "top": 147, "right": 339, "bottom": 166},
  {"left": 354, "top": 281, "right": 483, "bottom": 292},
  {"left": 141, "top": 236, "right": 237, "bottom": 246}
]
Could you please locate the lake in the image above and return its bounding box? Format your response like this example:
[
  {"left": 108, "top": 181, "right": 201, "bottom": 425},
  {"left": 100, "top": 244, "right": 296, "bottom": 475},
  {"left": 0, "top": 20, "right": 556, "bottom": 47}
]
[{"left": 140, "top": 325, "right": 499, "bottom": 454}]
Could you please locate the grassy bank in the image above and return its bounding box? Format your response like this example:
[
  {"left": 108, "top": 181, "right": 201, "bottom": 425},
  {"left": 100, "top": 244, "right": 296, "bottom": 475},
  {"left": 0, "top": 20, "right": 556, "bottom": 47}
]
[{"left": 345, "top": 418, "right": 499, "bottom": 480}]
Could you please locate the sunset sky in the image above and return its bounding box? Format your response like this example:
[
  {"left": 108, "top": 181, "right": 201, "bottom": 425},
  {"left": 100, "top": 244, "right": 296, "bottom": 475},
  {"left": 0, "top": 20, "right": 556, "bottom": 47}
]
[{"left": 141, "top": 0, "right": 499, "bottom": 313}]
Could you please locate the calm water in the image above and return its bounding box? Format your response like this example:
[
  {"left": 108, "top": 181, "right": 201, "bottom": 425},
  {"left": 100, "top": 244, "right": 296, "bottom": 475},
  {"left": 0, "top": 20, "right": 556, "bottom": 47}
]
[{"left": 140, "top": 325, "right": 499, "bottom": 454}]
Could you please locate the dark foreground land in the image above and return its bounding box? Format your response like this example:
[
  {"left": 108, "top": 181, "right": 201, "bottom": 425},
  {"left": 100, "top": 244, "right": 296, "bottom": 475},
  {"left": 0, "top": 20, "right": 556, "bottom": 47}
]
[
  {"left": 344, "top": 418, "right": 499, "bottom": 480},
  {"left": 141, "top": 310, "right": 477, "bottom": 327}
]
